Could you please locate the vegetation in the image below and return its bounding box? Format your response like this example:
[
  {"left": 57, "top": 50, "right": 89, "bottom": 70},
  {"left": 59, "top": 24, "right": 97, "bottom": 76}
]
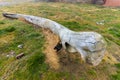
[
  {"left": 0, "top": 2, "right": 120, "bottom": 80},
  {"left": 111, "top": 63, "right": 120, "bottom": 80}
]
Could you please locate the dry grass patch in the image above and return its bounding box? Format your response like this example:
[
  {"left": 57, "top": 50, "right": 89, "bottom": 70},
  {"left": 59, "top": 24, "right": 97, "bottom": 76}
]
[
  {"left": 0, "top": 33, "right": 14, "bottom": 46},
  {"left": 42, "top": 28, "right": 60, "bottom": 70}
]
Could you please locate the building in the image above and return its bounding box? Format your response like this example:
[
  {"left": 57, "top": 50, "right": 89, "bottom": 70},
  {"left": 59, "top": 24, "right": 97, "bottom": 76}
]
[
  {"left": 104, "top": 0, "right": 120, "bottom": 6},
  {"left": 35, "top": 0, "right": 120, "bottom": 6}
]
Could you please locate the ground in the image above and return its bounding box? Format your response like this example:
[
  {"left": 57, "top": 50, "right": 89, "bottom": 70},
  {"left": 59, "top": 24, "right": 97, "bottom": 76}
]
[{"left": 0, "top": 2, "right": 120, "bottom": 80}]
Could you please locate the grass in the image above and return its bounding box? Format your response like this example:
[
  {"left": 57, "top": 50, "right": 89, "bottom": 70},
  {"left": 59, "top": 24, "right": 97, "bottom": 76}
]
[
  {"left": 0, "top": 20, "right": 48, "bottom": 80},
  {"left": 0, "top": 2, "right": 120, "bottom": 80},
  {"left": 111, "top": 63, "right": 120, "bottom": 80}
]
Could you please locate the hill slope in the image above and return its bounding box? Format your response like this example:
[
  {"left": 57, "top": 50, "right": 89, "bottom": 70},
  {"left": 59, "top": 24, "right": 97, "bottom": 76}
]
[{"left": 0, "top": 2, "right": 120, "bottom": 80}]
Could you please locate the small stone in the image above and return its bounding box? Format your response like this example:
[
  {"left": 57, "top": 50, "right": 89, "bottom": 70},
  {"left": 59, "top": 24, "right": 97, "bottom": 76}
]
[
  {"left": 10, "top": 51, "right": 15, "bottom": 55},
  {"left": 9, "top": 51, "right": 15, "bottom": 57},
  {"left": 6, "top": 55, "right": 10, "bottom": 58},
  {"left": 16, "top": 53, "right": 25, "bottom": 59},
  {"left": 96, "top": 20, "right": 105, "bottom": 25},
  {"left": 6, "top": 51, "right": 15, "bottom": 58},
  {"left": 18, "top": 44, "right": 24, "bottom": 49},
  {"left": 100, "top": 22, "right": 104, "bottom": 25},
  {"left": 96, "top": 22, "right": 99, "bottom": 25}
]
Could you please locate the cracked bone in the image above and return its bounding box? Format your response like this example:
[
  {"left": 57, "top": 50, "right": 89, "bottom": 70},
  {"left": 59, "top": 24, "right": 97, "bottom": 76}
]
[{"left": 3, "top": 12, "right": 107, "bottom": 66}]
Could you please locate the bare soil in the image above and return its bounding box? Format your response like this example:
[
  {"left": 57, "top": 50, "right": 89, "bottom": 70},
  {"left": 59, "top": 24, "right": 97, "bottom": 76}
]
[{"left": 42, "top": 28, "right": 60, "bottom": 69}]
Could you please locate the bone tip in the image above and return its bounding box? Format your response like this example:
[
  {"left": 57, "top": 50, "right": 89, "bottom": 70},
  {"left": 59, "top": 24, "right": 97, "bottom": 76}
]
[
  {"left": 2, "top": 12, "right": 8, "bottom": 17},
  {"left": 2, "top": 12, "right": 12, "bottom": 17}
]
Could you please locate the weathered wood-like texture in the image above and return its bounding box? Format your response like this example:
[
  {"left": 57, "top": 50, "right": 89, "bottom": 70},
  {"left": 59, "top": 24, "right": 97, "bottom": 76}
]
[{"left": 3, "top": 13, "right": 107, "bottom": 66}]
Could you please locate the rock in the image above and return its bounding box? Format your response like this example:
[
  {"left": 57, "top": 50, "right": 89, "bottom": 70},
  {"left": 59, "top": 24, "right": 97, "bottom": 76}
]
[
  {"left": 6, "top": 55, "right": 10, "bottom": 58},
  {"left": 6, "top": 51, "right": 15, "bottom": 58},
  {"left": 16, "top": 53, "right": 25, "bottom": 59},
  {"left": 96, "top": 20, "right": 105, "bottom": 25},
  {"left": 17, "top": 44, "right": 24, "bottom": 49},
  {"left": 10, "top": 51, "right": 15, "bottom": 55},
  {"left": 10, "top": 51, "right": 15, "bottom": 57}
]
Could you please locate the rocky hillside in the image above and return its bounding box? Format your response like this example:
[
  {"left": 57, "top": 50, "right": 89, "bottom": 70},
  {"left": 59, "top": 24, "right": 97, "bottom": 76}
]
[{"left": 0, "top": 2, "right": 120, "bottom": 80}]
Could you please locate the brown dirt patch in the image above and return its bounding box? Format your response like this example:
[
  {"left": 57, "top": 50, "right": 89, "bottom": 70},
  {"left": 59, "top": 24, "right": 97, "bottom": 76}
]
[{"left": 42, "top": 28, "right": 60, "bottom": 70}]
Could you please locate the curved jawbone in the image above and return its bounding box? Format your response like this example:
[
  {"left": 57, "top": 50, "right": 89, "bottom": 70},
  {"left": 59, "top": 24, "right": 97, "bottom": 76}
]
[
  {"left": 3, "top": 12, "right": 107, "bottom": 66},
  {"left": 59, "top": 30, "right": 107, "bottom": 66}
]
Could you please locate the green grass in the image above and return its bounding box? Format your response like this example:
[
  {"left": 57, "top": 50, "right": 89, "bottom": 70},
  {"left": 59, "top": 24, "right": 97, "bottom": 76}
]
[
  {"left": 0, "top": 26, "right": 15, "bottom": 36},
  {"left": 111, "top": 63, "right": 120, "bottom": 80},
  {"left": 0, "top": 20, "right": 48, "bottom": 80},
  {"left": 42, "top": 71, "right": 75, "bottom": 80},
  {"left": 0, "top": 2, "right": 120, "bottom": 80},
  {"left": 0, "top": 21, "right": 5, "bottom": 24}
]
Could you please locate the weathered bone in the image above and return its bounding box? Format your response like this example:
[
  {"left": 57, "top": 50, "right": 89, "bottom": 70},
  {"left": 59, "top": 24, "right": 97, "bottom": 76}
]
[{"left": 3, "top": 12, "right": 107, "bottom": 66}]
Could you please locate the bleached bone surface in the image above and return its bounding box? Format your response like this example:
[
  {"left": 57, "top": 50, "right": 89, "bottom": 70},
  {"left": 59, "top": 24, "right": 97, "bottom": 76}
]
[{"left": 3, "top": 13, "right": 107, "bottom": 66}]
